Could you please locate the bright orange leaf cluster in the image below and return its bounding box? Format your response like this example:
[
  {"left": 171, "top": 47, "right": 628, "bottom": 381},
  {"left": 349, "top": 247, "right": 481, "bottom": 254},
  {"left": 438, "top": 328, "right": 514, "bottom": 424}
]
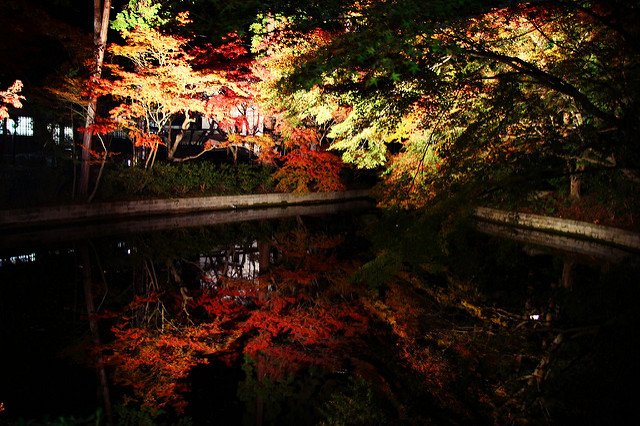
[{"left": 0, "top": 80, "right": 24, "bottom": 120}]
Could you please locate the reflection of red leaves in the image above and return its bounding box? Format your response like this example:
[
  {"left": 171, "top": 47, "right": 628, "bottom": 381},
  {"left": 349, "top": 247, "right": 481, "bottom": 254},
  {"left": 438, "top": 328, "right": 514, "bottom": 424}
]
[
  {"left": 243, "top": 304, "right": 369, "bottom": 379},
  {"left": 275, "top": 268, "right": 318, "bottom": 286},
  {"left": 99, "top": 228, "right": 373, "bottom": 414},
  {"left": 129, "top": 293, "right": 163, "bottom": 308},
  {"left": 104, "top": 312, "right": 237, "bottom": 413},
  {"left": 104, "top": 327, "right": 199, "bottom": 413},
  {"left": 193, "top": 290, "right": 249, "bottom": 319}
]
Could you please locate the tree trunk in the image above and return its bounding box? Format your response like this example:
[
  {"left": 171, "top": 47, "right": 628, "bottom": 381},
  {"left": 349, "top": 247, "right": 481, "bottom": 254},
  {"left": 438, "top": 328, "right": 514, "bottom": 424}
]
[
  {"left": 79, "top": 0, "right": 112, "bottom": 198},
  {"left": 258, "top": 241, "right": 271, "bottom": 275},
  {"left": 569, "top": 162, "right": 585, "bottom": 201},
  {"left": 80, "top": 243, "right": 113, "bottom": 424},
  {"left": 1, "top": 118, "right": 7, "bottom": 163},
  {"left": 167, "top": 115, "right": 194, "bottom": 161}
]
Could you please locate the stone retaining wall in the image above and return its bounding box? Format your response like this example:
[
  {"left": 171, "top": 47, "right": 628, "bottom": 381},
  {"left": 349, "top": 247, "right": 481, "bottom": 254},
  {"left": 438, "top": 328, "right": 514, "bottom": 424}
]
[
  {"left": 475, "top": 207, "right": 640, "bottom": 251},
  {"left": 0, "top": 189, "right": 371, "bottom": 229}
]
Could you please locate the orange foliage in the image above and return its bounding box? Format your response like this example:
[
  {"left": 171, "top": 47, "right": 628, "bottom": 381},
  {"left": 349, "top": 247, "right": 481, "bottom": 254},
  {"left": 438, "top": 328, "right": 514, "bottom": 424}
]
[
  {"left": 105, "top": 321, "right": 238, "bottom": 413},
  {"left": 104, "top": 291, "right": 246, "bottom": 413},
  {"left": 273, "top": 146, "right": 345, "bottom": 193},
  {"left": 105, "top": 25, "right": 227, "bottom": 163},
  {"left": 100, "top": 227, "right": 371, "bottom": 413},
  {"left": 0, "top": 80, "right": 24, "bottom": 120},
  {"left": 77, "top": 116, "right": 117, "bottom": 136},
  {"left": 104, "top": 283, "right": 370, "bottom": 412}
]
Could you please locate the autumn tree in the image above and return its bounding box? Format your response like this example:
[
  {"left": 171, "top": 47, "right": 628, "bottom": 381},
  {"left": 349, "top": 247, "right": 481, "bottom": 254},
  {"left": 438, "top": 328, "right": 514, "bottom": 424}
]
[
  {"left": 265, "top": 0, "right": 640, "bottom": 205},
  {"left": 190, "top": 19, "right": 347, "bottom": 191},
  {"left": 79, "top": 0, "right": 112, "bottom": 198},
  {"left": 249, "top": 15, "right": 348, "bottom": 191},
  {"left": 191, "top": 32, "right": 273, "bottom": 163},
  {"left": 106, "top": 17, "right": 229, "bottom": 168}
]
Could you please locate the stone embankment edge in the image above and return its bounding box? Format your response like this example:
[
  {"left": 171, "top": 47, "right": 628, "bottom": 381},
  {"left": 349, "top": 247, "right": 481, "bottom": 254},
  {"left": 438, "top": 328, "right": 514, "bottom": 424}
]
[
  {"left": 474, "top": 206, "right": 640, "bottom": 251},
  {"left": 0, "top": 189, "right": 372, "bottom": 229}
]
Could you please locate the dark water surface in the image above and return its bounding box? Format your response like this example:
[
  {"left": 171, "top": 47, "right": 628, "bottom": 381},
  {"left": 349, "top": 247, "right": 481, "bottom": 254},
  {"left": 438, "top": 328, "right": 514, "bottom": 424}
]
[{"left": 1, "top": 206, "right": 638, "bottom": 425}]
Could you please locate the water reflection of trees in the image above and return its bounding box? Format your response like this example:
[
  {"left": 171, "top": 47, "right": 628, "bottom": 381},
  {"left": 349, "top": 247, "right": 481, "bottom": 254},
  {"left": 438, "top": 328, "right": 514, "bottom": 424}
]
[
  {"left": 198, "top": 241, "right": 266, "bottom": 286},
  {"left": 80, "top": 217, "right": 640, "bottom": 425},
  {"left": 97, "top": 220, "right": 371, "bottom": 421}
]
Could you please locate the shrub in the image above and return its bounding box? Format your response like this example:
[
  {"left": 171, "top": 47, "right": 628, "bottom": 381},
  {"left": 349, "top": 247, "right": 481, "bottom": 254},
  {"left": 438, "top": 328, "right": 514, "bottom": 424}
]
[{"left": 97, "top": 162, "right": 275, "bottom": 200}]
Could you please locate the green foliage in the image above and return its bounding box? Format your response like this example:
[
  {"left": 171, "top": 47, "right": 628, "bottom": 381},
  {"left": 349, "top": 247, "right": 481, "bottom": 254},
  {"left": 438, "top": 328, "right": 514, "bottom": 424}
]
[
  {"left": 111, "top": 0, "right": 168, "bottom": 33},
  {"left": 328, "top": 98, "right": 391, "bottom": 170},
  {"left": 265, "top": 0, "right": 640, "bottom": 206},
  {"left": 353, "top": 251, "right": 402, "bottom": 292},
  {"left": 97, "top": 162, "right": 274, "bottom": 200},
  {"left": 353, "top": 191, "right": 478, "bottom": 294}
]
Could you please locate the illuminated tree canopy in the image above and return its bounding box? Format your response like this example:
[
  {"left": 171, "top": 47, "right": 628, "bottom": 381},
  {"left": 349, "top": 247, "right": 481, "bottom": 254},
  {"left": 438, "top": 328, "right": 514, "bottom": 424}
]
[
  {"left": 6, "top": 0, "right": 639, "bottom": 202},
  {"left": 257, "top": 0, "right": 640, "bottom": 204},
  {"left": 1, "top": 3, "right": 639, "bottom": 424},
  {"left": 104, "top": 20, "right": 230, "bottom": 167}
]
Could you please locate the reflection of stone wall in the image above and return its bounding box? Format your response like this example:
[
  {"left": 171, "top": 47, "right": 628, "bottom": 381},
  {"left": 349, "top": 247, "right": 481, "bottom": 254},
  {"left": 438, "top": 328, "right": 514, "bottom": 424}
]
[
  {"left": 475, "top": 207, "right": 640, "bottom": 251},
  {"left": 0, "top": 189, "right": 372, "bottom": 229},
  {"left": 0, "top": 200, "right": 372, "bottom": 250},
  {"left": 475, "top": 221, "right": 631, "bottom": 262}
]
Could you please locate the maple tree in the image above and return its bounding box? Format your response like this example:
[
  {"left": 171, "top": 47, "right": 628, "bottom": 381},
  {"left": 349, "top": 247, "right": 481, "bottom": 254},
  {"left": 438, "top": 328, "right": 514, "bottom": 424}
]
[
  {"left": 105, "top": 19, "right": 232, "bottom": 168},
  {"left": 79, "top": 0, "right": 112, "bottom": 198},
  {"left": 272, "top": 145, "right": 345, "bottom": 192},
  {"left": 261, "top": 0, "right": 640, "bottom": 205},
  {"left": 248, "top": 16, "right": 348, "bottom": 191},
  {"left": 0, "top": 80, "right": 24, "bottom": 120},
  {"left": 191, "top": 32, "right": 272, "bottom": 163}
]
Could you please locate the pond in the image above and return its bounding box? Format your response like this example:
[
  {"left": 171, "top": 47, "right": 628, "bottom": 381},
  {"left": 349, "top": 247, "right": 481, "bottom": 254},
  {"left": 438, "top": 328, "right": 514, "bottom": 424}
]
[{"left": 0, "top": 205, "right": 638, "bottom": 425}]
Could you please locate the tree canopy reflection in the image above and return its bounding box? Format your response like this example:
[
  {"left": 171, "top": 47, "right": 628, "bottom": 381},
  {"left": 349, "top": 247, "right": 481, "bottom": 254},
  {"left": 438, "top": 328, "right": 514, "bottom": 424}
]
[{"left": 63, "top": 215, "right": 638, "bottom": 424}]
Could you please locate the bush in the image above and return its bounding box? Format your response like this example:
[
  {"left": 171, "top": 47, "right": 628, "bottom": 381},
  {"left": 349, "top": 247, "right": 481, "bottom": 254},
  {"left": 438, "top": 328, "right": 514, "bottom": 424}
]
[{"left": 97, "top": 162, "right": 275, "bottom": 201}]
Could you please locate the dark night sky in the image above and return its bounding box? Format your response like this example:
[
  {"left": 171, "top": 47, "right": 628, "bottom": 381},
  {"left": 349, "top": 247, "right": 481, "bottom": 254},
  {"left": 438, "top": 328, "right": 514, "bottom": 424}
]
[
  {"left": 0, "top": 1, "right": 133, "bottom": 86},
  {"left": 26, "top": 0, "right": 130, "bottom": 31},
  {"left": 0, "top": 1, "right": 90, "bottom": 86}
]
